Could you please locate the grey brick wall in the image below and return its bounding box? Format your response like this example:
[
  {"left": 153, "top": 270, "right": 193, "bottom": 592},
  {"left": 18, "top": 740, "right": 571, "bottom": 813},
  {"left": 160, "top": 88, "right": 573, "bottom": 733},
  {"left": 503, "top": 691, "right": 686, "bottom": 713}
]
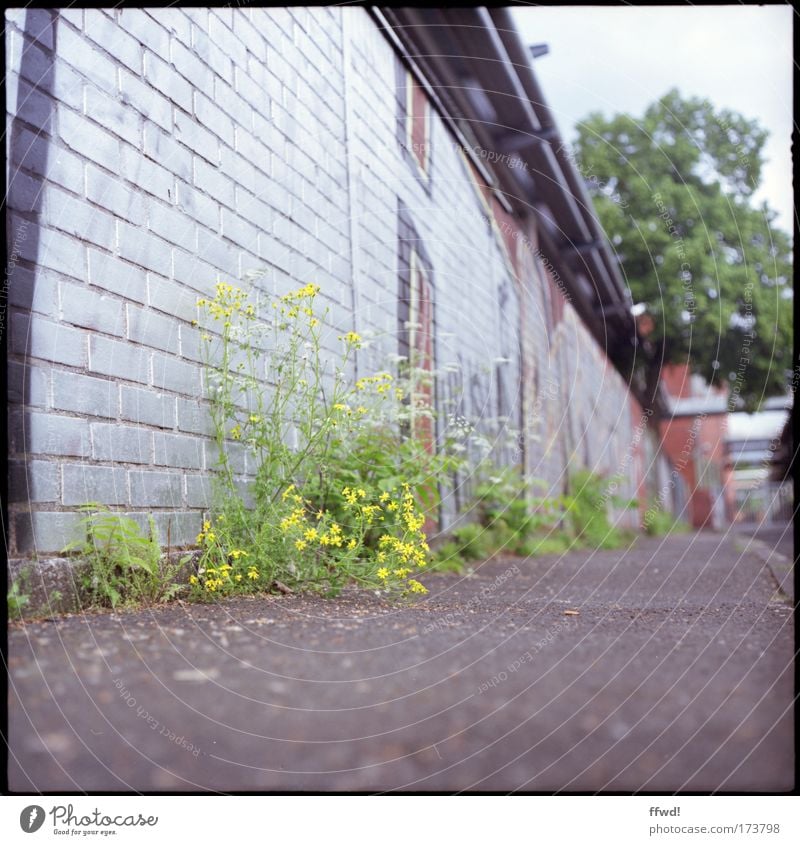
[{"left": 6, "top": 6, "right": 647, "bottom": 560}]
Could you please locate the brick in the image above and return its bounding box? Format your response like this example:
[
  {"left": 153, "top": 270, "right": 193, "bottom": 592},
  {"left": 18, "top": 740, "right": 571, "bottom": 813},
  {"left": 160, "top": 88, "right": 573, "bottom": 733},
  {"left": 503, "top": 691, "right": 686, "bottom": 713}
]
[
  {"left": 119, "top": 69, "right": 172, "bottom": 131},
  {"left": 207, "top": 13, "right": 247, "bottom": 68},
  {"left": 152, "top": 511, "right": 202, "bottom": 547},
  {"left": 8, "top": 264, "right": 59, "bottom": 318},
  {"left": 147, "top": 201, "right": 197, "bottom": 252},
  {"left": 120, "top": 385, "right": 176, "bottom": 429},
  {"left": 8, "top": 216, "right": 85, "bottom": 281},
  {"left": 129, "top": 469, "right": 183, "bottom": 507},
  {"left": 10, "top": 410, "right": 91, "bottom": 457},
  {"left": 62, "top": 464, "right": 128, "bottom": 505},
  {"left": 14, "top": 511, "right": 83, "bottom": 554},
  {"left": 9, "top": 459, "right": 60, "bottom": 503},
  {"left": 87, "top": 249, "right": 148, "bottom": 304},
  {"left": 173, "top": 112, "right": 219, "bottom": 164},
  {"left": 11, "top": 311, "right": 87, "bottom": 367},
  {"left": 147, "top": 275, "right": 199, "bottom": 322},
  {"left": 60, "top": 283, "right": 125, "bottom": 335},
  {"left": 42, "top": 187, "right": 117, "bottom": 252},
  {"left": 178, "top": 323, "right": 209, "bottom": 364},
  {"left": 185, "top": 474, "right": 212, "bottom": 508},
  {"left": 91, "top": 423, "right": 153, "bottom": 463},
  {"left": 191, "top": 29, "right": 233, "bottom": 85},
  {"left": 207, "top": 440, "right": 246, "bottom": 474},
  {"left": 177, "top": 398, "right": 214, "bottom": 436},
  {"left": 158, "top": 9, "right": 192, "bottom": 46},
  {"left": 84, "top": 86, "right": 142, "bottom": 147},
  {"left": 209, "top": 77, "right": 253, "bottom": 127},
  {"left": 84, "top": 9, "right": 142, "bottom": 74},
  {"left": 8, "top": 360, "right": 50, "bottom": 407},
  {"left": 195, "top": 231, "right": 237, "bottom": 274},
  {"left": 59, "top": 9, "right": 83, "bottom": 29},
  {"left": 233, "top": 128, "right": 270, "bottom": 172},
  {"left": 232, "top": 12, "right": 267, "bottom": 62},
  {"left": 86, "top": 164, "right": 147, "bottom": 225},
  {"left": 172, "top": 250, "right": 218, "bottom": 294},
  {"left": 118, "top": 221, "right": 172, "bottom": 276},
  {"left": 153, "top": 431, "right": 204, "bottom": 469},
  {"left": 151, "top": 353, "right": 201, "bottom": 395},
  {"left": 11, "top": 8, "right": 56, "bottom": 51},
  {"left": 59, "top": 107, "right": 121, "bottom": 172},
  {"left": 58, "top": 22, "right": 119, "bottom": 95},
  {"left": 193, "top": 157, "right": 235, "bottom": 208},
  {"left": 170, "top": 36, "right": 213, "bottom": 89},
  {"left": 120, "top": 145, "right": 174, "bottom": 204},
  {"left": 143, "top": 50, "right": 192, "bottom": 113},
  {"left": 6, "top": 73, "right": 54, "bottom": 131},
  {"left": 52, "top": 371, "right": 116, "bottom": 418},
  {"left": 221, "top": 208, "right": 260, "bottom": 251},
  {"left": 192, "top": 92, "right": 235, "bottom": 147},
  {"left": 143, "top": 122, "right": 193, "bottom": 181},
  {"left": 175, "top": 180, "right": 219, "bottom": 230},
  {"left": 51, "top": 58, "right": 86, "bottom": 111},
  {"left": 117, "top": 8, "right": 170, "bottom": 57},
  {"left": 89, "top": 334, "right": 150, "bottom": 384},
  {"left": 7, "top": 168, "right": 47, "bottom": 216},
  {"left": 126, "top": 303, "right": 180, "bottom": 353}
]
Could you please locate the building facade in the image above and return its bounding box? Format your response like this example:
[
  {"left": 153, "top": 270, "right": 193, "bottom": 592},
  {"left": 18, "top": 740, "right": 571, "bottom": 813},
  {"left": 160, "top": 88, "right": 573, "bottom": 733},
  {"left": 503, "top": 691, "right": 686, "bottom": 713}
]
[{"left": 6, "top": 7, "right": 671, "bottom": 573}]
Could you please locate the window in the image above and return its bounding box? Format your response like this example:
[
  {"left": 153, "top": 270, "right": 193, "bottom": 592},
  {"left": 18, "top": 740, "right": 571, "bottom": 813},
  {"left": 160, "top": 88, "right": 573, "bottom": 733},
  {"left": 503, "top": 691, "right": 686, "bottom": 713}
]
[
  {"left": 398, "top": 202, "right": 435, "bottom": 448},
  {"left": 395, "top": 58, "right": 431, "bottom": 186}
]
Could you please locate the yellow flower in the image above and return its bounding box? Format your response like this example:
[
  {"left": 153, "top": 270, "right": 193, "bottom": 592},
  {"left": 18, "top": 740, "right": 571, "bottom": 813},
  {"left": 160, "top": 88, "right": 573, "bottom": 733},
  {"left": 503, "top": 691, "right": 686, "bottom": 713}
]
[
  {"left": 377, "top": 568, "right": 390, "bottom": 579},
  {"left": 230, "top": 424, "right": 242, "bottom": 441},
  {"left": 249, "top": 414, "right": 261, "bottom": 424},
  {"left": 229, "top": 549, "right": 248, "bottom": 560},
  {"left": 387, "top": 502, "right": 398, "bottom": 512},
  {"left": 339, "top": 331, "right": 362, "bottom": 346},
  {"left": 379, "top": 492, "right": 390, "bottom": 502},
  {"left": 189, "top": 575, "right": 198, "bottom": 585},
  {"left": 247, "top": 569, "right": 259, "bottom": 580},
  {"left": 408, "top": 580, "right": 428, "bottom": 594},
  {"left": 347, "top": 538, "right": 357, "bottom": 550},
  {"left": 304, "top": 528, "right": 318, "bottom": 541},
  {"left": 295, "top": 539, "right": 307, "bottom": 551},
  {"left": 234, "top": 574, "right": 243, "bottom": 582}
]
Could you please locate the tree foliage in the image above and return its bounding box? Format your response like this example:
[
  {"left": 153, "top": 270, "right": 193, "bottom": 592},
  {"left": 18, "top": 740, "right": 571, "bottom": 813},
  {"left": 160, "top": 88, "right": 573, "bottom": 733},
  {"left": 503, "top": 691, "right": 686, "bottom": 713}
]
[{"left": 573, "top": 89, "right": 792, "bottom": 409}]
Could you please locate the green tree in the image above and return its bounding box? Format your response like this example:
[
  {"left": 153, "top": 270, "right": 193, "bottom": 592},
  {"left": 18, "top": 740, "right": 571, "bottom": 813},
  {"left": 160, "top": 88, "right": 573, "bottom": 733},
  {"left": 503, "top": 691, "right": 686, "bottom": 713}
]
[{"left": 573, "top": 88, "right": 793, "bottom": 409}]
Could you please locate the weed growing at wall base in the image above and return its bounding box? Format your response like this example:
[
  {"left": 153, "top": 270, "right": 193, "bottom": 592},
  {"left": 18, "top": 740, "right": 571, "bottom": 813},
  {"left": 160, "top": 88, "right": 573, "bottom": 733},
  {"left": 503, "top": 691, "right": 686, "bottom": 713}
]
[{"left": 193, "top": 282, "right": 462, "bottom": 599}]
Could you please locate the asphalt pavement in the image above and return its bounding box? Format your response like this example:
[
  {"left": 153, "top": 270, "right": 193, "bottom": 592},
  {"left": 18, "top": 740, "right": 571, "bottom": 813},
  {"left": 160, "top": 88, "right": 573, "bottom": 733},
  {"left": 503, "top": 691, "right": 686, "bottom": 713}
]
[{"left": 7, "top": 532, "right": 794, "bottom": 792}]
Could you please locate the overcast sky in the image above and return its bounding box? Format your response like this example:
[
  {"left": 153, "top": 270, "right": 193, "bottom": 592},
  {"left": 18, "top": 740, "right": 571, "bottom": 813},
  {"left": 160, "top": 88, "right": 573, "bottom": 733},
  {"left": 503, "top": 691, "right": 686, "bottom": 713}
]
[{"left": 511, "top": 5, "right": 793, "bottom": 235}]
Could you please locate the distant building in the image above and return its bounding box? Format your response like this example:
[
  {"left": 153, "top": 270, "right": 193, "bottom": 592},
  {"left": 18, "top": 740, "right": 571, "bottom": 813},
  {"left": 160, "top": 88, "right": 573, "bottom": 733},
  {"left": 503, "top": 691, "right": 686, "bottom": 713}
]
[{"left": 658, "top": 364, "right": 733, "bottom": 529}]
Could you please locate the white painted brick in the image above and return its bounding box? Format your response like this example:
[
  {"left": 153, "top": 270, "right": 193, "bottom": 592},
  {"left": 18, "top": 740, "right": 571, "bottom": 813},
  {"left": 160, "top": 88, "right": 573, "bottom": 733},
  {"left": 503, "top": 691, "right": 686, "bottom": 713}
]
[
  {"left": 143, "top": 122, "right": 193, "bottom": 180},
  {"left": 84, "top": 9, "right": 142, "bottom": 74},
  {"left": 60, "top": 282, "right": 125, "bottom": 335},
  {"left": 11, "top": 311, "right": 87, "bottom": 367},
  {"left": 89, "top": 334, "right": 150, "bottom": 384},
  {"left": 59, "top": 107, "right": 121, "bottom": 172},
  {"left": 119, "top": 68, "right": 172, "bottom": 131},
  {"left": 86, "top": 164, "right": 147, "bottom": 225},
  {"left": 120, "top": 386, "right": 177, "bottom": 429},
  {"left": 84, "top": 86, "right": 142, "bottom": 147},
  {"left": 147, "top": 200, "right": 197, "bottom": 252},
  {"left": 126, "top": 303, "right": 181, "bottom": 354},
  {"left": 143, "top": 50, "right": 192, "bottom": 113},
  {"left": 87, "top": 249, "right": 149, "bottom": 304}
]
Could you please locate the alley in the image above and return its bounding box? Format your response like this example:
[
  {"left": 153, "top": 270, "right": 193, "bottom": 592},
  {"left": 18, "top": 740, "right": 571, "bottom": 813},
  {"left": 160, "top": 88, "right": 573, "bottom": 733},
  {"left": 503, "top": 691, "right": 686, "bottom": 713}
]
[{"left": 8, "top": 532, "right": 794, "bottom": 792}]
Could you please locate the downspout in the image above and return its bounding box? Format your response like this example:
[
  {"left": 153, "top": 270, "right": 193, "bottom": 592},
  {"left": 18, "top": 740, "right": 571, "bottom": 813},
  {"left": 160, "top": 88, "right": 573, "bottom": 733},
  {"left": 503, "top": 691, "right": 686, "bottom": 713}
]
[{"left": 341, "top": 9, "right": 362, "bottom": 379}]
